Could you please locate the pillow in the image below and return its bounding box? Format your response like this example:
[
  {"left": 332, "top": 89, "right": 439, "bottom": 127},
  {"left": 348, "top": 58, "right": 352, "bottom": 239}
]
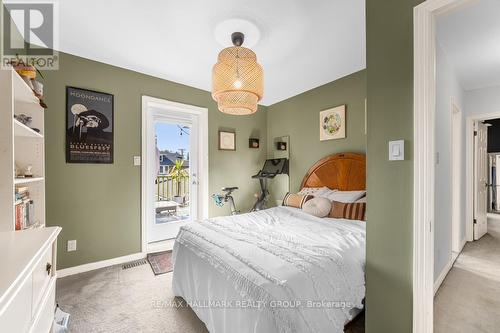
[
  {"left": 325, "top": 190, "right": 366, "bottom": 203},
  {"left": 298, "top": 186, "right": 329, "bottom": 196},
  {"left": 329, "top": 200, "right": 366, "bottom": 221},
  {"left": 299, "top": 187, "right": 337, "bottom": 198},
  {"left": 355, "top": 196, "right": 367, "bottom": 203},
  {"left": 302, "top": 197, "right": 332, "bottom": 218},
  {"left": 282, "top": 192, "right": 313, "bottom": 209}
]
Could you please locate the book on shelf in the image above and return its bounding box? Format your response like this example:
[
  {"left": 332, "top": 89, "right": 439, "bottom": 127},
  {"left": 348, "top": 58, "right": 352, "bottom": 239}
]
[
  {"left": 15, "top": 186, "right": 30, "bottom": 200},
  {"left": 14, "top": 198, "right": 35, "bottom": 231}
]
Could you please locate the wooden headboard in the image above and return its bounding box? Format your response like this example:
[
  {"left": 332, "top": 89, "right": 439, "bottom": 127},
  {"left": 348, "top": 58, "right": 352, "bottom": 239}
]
[{"left": 300, "top": 153, "right": 366, "bottom": 191}]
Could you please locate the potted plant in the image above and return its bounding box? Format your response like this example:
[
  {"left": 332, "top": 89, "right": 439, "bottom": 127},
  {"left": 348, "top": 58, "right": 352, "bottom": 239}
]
[{"left": 169, "top": 160, "right": 188, "bottom": 204}]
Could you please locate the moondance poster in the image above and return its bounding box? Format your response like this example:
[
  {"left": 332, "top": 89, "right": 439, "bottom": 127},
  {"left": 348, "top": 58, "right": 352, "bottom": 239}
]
[{"left": 66, "top": 87, "right": 114, "bottom": 163}]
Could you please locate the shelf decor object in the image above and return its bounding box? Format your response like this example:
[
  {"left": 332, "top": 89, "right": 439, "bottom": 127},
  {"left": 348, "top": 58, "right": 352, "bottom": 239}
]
[
  {"left": 212, "top": 32, "right": 263, "bottom": 115},
  {"left": 276, "top": 141, "right": 287, "bottom": 151},
  {"left": 249, "top": 138, "right": 260, "bottom": 149}
]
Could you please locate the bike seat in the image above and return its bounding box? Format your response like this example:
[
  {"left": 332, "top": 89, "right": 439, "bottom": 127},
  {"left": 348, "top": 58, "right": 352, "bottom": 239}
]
[{"left": 222, "top": 187, "right": 239, "bottom": 192}]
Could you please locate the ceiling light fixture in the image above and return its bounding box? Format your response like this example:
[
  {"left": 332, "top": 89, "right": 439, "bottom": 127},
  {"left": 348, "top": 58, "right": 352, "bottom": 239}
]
[{"left": 212, "top": 32, "right": 263, "bottom": 115}]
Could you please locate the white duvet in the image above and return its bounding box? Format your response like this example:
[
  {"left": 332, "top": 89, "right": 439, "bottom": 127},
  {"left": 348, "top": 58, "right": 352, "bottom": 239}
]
[{"left": 172, "top": 206, "right": 365, "bottom": 333}]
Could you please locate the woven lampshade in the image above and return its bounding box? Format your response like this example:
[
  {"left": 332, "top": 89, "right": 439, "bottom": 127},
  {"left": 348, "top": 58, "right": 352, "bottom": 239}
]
[{"left": 212, "top": 46, "right": 263, "bottom": 115}]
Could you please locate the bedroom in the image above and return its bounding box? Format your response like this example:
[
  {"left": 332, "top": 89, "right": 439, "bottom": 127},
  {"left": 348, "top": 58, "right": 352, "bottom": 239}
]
[
  {"left": 1, "top": 0, "right": 488, "bottom": 333},
  {"left": 1, "top": 1, "right": 368, "bottom": 332}
]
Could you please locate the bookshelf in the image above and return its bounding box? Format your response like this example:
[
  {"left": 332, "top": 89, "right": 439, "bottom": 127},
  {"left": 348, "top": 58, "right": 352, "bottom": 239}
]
[{"left": 0, "top": 67, "right": 45, "bottom": 232}]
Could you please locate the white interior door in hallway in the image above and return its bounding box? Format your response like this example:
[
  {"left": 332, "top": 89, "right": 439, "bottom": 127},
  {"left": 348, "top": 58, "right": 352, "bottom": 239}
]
[{"left": 474, "top": 121, "right": 488, "bottom": 240}]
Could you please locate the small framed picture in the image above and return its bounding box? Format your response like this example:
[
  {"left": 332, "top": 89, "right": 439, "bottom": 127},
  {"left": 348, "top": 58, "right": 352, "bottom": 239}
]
[
  {"left": 249, "top": 138, "right": 260, "bottom": 149},
  {"left": 219, "top": 131, "right": 236, "bottom": 150},
  {"left": 320, "top": 105, "right": 346, "bottom": 141}
]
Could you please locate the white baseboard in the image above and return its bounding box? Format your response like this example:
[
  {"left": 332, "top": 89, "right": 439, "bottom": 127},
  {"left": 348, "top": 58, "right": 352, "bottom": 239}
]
[
  {"left": 459, "top": 237, "right": 467, "bottom": 252},
  {"left": 434, "top": 259, "right": 453, "bottom": 295},
  {"left": 487, "top": 213, "right": 500, "bottom": 220},
  {"left": 57, "top": 252, "right": 146, "bottom": 278},
  {"left": 434, "top": 237, "right": 467, "bottom": 295}
]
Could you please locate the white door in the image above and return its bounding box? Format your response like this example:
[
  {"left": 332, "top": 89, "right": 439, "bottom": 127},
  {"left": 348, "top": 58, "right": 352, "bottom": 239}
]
[
  {"left": 474, "top": 121, "right": 488, "bottom": 240},
  {"left": 142, "top": 97, "right": 208, "bottom": 249},
  {"left": 148, "top": 118, "right": 199, "bottom": 243}
]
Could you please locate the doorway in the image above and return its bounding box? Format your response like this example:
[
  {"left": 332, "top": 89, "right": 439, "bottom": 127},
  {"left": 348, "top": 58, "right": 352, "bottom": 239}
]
[
  {"left": 415, "top": 0, "right": 500, "bottom": 330},
  {"left": 141, "top": 96, "right": 208, "bottom": 253}
]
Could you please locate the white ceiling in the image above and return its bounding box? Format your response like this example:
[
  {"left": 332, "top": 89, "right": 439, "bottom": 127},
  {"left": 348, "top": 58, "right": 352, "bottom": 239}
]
[
  {"left": 437, "top": 0, "right": 500, "bottom": 91},
  {"left": 51, "top": 0, "right": 365, "bottom": 106}
]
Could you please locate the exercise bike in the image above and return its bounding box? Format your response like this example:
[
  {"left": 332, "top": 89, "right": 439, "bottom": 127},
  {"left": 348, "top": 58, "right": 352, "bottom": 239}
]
[
  {"left": 212, "top": 187, "right": 240, "bottom": 215},
  {"left": 251, "top": 158, "right": 288, "bottom": 211},
  {"left": 212, "top": 158, "right": 288, "bottom": 214}
]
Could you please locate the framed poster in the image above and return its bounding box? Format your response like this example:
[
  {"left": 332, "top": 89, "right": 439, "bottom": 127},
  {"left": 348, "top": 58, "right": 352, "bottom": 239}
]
[
  {"left": 319, "top": 104, "right": 346, "bottom": 141},
  {"left": 218, "top": 131, "right": 236, "bottom": 150},
  {"left": 66, "top": 87, "right": 114, "bottom": 163}
]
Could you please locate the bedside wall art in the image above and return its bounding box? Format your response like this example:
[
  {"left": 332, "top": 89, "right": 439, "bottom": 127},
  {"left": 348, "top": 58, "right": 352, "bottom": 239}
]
[{"left": 319, "top": 105, "right": 346, "bottom": 141}]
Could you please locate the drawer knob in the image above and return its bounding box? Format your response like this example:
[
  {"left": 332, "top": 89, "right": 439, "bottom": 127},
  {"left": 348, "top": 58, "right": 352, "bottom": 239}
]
[{"left": 46, "top": 263, "right": 52, "bottom": 275}]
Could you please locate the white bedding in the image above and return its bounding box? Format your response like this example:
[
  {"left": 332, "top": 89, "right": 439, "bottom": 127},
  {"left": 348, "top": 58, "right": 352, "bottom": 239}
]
[{"left": 172, "top": 206, "right": 366, "bottom": 333}]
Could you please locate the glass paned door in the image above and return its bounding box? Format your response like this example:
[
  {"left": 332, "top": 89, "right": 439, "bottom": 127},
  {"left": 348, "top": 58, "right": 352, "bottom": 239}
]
[{"left": 148, "top": 118, "right": 198, "bottom": 243}]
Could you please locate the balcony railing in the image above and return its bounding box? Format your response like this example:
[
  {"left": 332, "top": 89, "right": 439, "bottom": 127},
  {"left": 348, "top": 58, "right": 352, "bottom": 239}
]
[{"left": 156, "top": 175, "right": 190, "bottom": 202}]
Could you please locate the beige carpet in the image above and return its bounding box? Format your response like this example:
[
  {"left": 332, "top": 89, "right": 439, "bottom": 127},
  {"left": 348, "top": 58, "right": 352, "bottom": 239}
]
[
  {"left": 56, "top": 259, "right": 365, "bottom": 333},
  {"left": 56, "top": 263, "right": 208, "bottom": 333},
  {"left": 434, "top": 216, "right": 500, "bottom": 332}
]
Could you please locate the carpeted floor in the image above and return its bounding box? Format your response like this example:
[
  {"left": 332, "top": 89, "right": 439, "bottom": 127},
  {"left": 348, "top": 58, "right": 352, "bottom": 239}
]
[
  {"left": 56, "top": 259, "right": 365, "bottom": 332},
  {"left": 56, "top": 262, "right": 208, "bottom": 333},
  {"left": 434, "top": 216, "right": 500, "bottom": 332}
]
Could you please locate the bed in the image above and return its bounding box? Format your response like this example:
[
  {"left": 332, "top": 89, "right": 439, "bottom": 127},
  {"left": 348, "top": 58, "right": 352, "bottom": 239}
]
[{"left": 172, "top": 153, "right": 366, "bottom": 333}]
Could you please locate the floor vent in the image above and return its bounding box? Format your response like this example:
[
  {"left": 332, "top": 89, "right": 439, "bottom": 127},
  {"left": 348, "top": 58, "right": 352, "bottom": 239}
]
[{"left": 122, "top": 259, "right": 147, "bottom": 270}]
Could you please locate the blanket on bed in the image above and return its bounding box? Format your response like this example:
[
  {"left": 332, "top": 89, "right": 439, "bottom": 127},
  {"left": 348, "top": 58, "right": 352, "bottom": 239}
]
[{"left": 173, "top": 206, "right": 365, "bottom": 333}]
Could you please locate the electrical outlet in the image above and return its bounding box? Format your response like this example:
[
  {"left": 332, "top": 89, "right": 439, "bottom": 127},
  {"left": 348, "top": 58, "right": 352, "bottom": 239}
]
[{"left": 67, "top": 240, "right": 77, "bottom": 252}]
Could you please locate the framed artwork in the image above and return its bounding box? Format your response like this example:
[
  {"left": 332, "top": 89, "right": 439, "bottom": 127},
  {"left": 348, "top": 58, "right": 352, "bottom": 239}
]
[
  {"left": 66, "top": 87, "right": 114, "bottom": 163},
  {"left": 249, "top": 138, "right": 260, "bottom": 149},
  {"left": 319, "top": 105, "right": 346, "bottom": 141},
  {"left": 219, "top": 131, "right": 236, "bottom": 150}
]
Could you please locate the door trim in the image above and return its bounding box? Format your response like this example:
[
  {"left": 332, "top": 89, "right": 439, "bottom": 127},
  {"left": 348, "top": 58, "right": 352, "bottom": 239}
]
[
  {"left": 413, "top": 0, "right": 475, "bottom": 331},
  {"left": 141, "top": 96, "right": 208, "bottom": 254},
  {"left": 450, "top": 101, "right": 461, "bottom": 254}
]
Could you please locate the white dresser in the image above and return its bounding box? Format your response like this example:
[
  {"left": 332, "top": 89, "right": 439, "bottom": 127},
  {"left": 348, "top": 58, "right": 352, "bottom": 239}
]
[{"left": 0, "top": 227, "right": 61, "bottom": 333}]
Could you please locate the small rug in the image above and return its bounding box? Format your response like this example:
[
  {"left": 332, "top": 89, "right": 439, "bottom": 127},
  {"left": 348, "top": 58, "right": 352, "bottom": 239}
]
[{"left": 147, "top": 251, "right": 173, "bottom": 275}]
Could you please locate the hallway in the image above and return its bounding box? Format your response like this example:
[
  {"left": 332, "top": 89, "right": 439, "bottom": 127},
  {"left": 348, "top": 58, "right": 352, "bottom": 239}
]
[{"left": 434, "top": 216, "right": 500, "bottom": 332}]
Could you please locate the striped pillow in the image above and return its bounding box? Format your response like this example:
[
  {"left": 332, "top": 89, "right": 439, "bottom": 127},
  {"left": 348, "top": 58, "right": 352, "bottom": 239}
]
[
  {"left": 329, "top": 201, "right": 366, "bottom": 221},
  {"left": 282, "top": 193, "right": 313, "bottom": 209}
]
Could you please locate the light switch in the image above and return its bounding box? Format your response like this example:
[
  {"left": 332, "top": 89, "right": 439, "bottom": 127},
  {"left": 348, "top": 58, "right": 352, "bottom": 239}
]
[
  {"left": 389, "top": 140, "right": 405, "bottom": 161},
  {"left": 133, "top": 156, "right": 141, "bottom": 166},
  {"left": 67, "top": 240, "right": 77, "bottom": 252}
]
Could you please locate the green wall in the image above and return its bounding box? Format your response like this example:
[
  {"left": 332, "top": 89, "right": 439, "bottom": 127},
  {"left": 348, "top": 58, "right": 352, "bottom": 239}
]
[
  {"left": 267, "top": 70, "right": 366, "bottom": 194},
  {"left": 365, "top": 0, "right": 423, "bottom": 332},
  {"left": 43, "top": 52, "right": 267, "bottom": 269}
]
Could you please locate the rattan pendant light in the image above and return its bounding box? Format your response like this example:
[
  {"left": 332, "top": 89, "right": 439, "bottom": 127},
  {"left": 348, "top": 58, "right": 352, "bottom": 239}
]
[{"left": 212, "top": 32, "right": 263, "bottom": 115}]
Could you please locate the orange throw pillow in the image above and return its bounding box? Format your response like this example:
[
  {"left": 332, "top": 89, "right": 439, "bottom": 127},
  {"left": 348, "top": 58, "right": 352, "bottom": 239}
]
[
  {"left": 329, "top": 201, "right": 366, "bottom": 221},
  {"left": 282, "top": 193, "right": 313, "bottom": 209}
]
